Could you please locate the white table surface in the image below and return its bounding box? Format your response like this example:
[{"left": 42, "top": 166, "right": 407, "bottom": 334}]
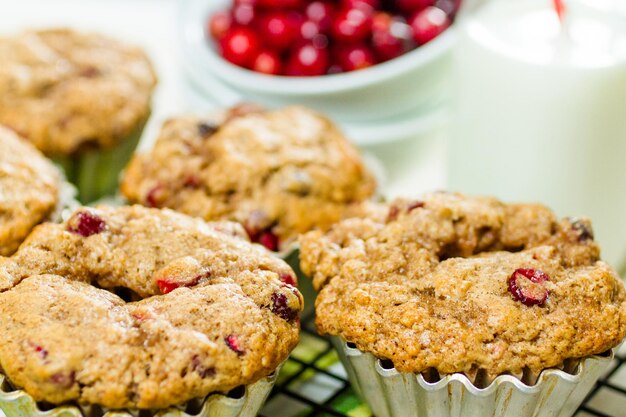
[{"left": 0, "top": 1, "right": 623, "bottom": 416}]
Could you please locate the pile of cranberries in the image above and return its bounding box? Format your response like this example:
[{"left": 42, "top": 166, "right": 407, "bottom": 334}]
[{"left": 208, "top": 0, "right": 461, "bottom": 76}]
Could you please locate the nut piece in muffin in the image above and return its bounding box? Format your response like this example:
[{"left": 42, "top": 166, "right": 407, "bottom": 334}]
[
  {"left": 0, "top": 28, "right": 157, "bottom": 202},
  {"left": 0, "top": 126, "right": 60, "bottom": 256},
  {"left": 0, "top": 205, "right": 302, "bottom": 410},
  {"left": 300, "top": 192, "right": 626, "bottom": 379},
  {"left": 121, "top": 105, "right": 377, "bottom": 251}
]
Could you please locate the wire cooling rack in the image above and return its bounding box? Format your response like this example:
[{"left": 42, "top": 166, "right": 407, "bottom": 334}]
[{"left": 260, "top": 310, "right": 626, "bottom": 417}]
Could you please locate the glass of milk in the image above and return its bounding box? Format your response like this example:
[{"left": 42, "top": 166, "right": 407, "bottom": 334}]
[{"left": 449, "top": 0, "right": 626, "bottom": 268}]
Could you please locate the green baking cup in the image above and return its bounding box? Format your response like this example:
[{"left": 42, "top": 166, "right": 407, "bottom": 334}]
[{"left": 53, "top": 120, "right": 146, "bottom": 204}]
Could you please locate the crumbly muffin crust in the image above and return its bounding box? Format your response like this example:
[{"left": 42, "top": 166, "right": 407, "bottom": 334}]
[
  {"left": 0, "top": 205, "right": 302, "bottom": 409},
  {"left": 0, "top": 28, "right": 156, "bottom": 155},
  {"left": 121, "top": 106, "right": 377, "bottom": 250},
  {"left": 300, "top": 192, "right": 626, "bottom": 378},
  {"left": 0, "top": 126, "right": 60, "bottom": 256}
]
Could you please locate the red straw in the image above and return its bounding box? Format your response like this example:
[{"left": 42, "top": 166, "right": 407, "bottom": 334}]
[{"left": 552, "top": 0, "right": 566, "bottom": 22}]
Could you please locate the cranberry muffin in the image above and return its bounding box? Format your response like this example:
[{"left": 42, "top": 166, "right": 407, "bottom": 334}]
[
  {"left": 301, "top": 192, "right": 625, "bottom": 376},
  {"left": 0, "top": 126, "right": 61, "bottom": 256},
  {"left": 0, "top": 28, "right": 157, "bottom": 202},
  {"left": 121, "top": 105, "right": 377, "bottom": 252},
  {"left": 0, "top": 205, "right": 302, "bottom": 410}
]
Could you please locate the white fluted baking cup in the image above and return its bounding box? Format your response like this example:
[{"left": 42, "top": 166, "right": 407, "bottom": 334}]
[
  {"left": 0, "top": 368, "right": 278, "bottom": 417},
  {"left": 331, "top": 337, "right": 613, "bottom": 417}
]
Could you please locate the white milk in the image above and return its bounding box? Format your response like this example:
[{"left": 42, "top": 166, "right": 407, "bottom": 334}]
[{"left": 449, "top": 0, "right": 626, "bottom": 268}]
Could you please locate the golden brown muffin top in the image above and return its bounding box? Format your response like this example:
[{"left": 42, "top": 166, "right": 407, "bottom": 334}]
[
  {"left": 121, "top": 105, "right": 377, "bottom": 251},
  {"left": 0, "top": 205, "right": 302, "bottom": 409},
  {"left": 300, "top": 192, "right": 626, "bottom": 378},
  {"left": 0, "top": 28, "right": 156, "bottom": 155},
  {"left": 0, "top": 126, "right": 60, "bottom": 256}
]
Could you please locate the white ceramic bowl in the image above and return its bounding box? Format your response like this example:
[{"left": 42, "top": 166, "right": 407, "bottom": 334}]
[{"left": 178, "top": 0, "right": 456, "bottom": 126}]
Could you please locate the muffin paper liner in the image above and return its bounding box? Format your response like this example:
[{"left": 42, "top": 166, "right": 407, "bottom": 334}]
[
  {"left": 331, "top": 337, "right": 614, "bottom": 417},
  {"left": 54, "top": 118, "right": 147, "bottom": 204},
  {"left": 0, "top": 368, "right": 278, "bottom": 417}
]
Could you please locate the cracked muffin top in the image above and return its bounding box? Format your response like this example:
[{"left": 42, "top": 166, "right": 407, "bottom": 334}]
[
  {"left": 0, "top": 205, "right": 302, "bottom": 409},
  {"left": 300, "top": 192, "right": 626, "bottom": 378},
  {"left": 0, "top": 28, "right": 156, "bottom": 155},
  {"left": 121, "top": 105, "right": 377, "bottom": 252},
  {"left": 0, "top": 126, "right": 60, "bottom": 256}
]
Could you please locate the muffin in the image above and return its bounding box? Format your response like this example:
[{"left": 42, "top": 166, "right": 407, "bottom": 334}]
[
  {"left": 0, "top": 126, "right": 68, "bottom": 256},
  {"left": 300, "top": 192, "right": 626, "bottom": 417},
  {"left": 0, "top": 205, "right": 302, "bottom": 416},
  {"left": 0, "top": 28, "right": 157, "bottom": 203},
  {"left": 120, "top": 105, "right": 377, "bottom": 254}
]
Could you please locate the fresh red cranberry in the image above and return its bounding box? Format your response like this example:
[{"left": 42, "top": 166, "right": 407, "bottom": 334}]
[
  {"left": 335, "top": 44, "right": 377, "bottom": 72},
  {"left": 209, "top": 10, "right": 233, "bottom": 40},
  {"left": 191, "top": 355, "right": 215, "bottom": 378},
  {"left": 371, "top": 12, "right": 392, "bottom": 33},
  {"left": 50, "top": 371, "right": 75, "bottom": 388},
  {"left": 396, "top": 0, "right": 435, "bottom": 13},
  {"left": 225, "top": 334, "right": 245, "bottom": 354},
  {"left": 257, "top": 230, "right": 280, "bottom": 252},
  {"left": 508, "top": 268, "right": 550, "bottom": 307},
  {"left": 219, "top": 27, "right": 261, "bottom": 67},
  {"left": 271, "top": 292, "right": 298, "bottom": 321},
  {"left": 343, "top": 0, "right": 380, "bottom": 11},
  {"left": 327, "top": 64, "right": 343, "bottom": 74},
  {"left": 146, "top": 184, "right": 165, "bottom": 208},
  {"left": 232, "top": 3, "right": 256, "bottom": 26},
  {"left": 279, "top": 272, "right": 296, "bottom": 287},
  {"left": 299, "top": 21, "right": 331, "bottom": 52},
  {"left": 285, "top": 43, "right": 330, "bottom": 76},
  {"left": 252, "top": 49, "right": 283, "bottom": 75},
  {"left": 372, "top": 13, "right": 411, "bottom": 61},
  {"left": 258, "top": 12, "right": 301, "bottom": 50},
  {"left": 299, "top": 20, "right": 325, "bottom": 44},
  {"left": 67, "top": 211, "right": 106, "bottom": 237},
  {"left": 435, "top": 0, "right": 461, "bottom": 17},
  {"left": 409, "top": 6, "right": 450, "bottom": 45},
  {"left": 258, "top": 0, "right": 303, "bottom": 8},
  {"left": 407, "top": 200, "right": 425, "bottom": 211},
  {"left": 306, "top": 1, "right": 335, "bottom": 33},
  {"left": 310, "top": 33, "right": 330, "bottom": 49},
  {"left": 157, "top": 275, "right": 201, "bottom": 295},
  {"left": 372, "top": 30, "right": 406, "bottom": 62},
  {"left": 331, "top": 7, "right": 373, "bottom": 43}
]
